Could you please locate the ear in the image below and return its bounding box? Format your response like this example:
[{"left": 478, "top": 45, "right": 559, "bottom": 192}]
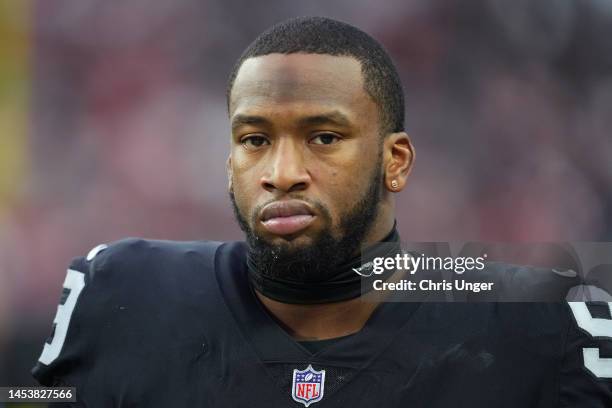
[
  {"left": 226, "top": 155, "right": 233, "bottom": 191},
  {"left": 383, "top": 132, "right": 414, "bottom": 192}
]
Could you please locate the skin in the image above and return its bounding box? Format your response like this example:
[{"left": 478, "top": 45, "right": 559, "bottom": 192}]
[{"left": 228, "top": 53, "right": 414, "bottom": 340}]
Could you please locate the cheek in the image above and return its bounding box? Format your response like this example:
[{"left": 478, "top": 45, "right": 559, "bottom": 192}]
[
  {"left": 231, "top": 164, "right": 259, "bottom": 215},
  {"left": 315, "top": 142, "right": 377, "bottom": 193},
  {"left": 326, "top": 172, "right": 368, "bottom": 204},
  {"left": 313, "top": 164, "right": 372, "bottom": 222}
]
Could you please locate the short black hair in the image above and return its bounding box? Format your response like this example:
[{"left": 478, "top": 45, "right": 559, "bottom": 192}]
[{"left": 226, "top": 16, "right": 405, "bottom": 134}]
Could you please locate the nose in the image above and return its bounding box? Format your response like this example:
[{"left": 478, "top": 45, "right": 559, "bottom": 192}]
[{"left": 260, "top": 138, "right": 311, "bottom": 193}]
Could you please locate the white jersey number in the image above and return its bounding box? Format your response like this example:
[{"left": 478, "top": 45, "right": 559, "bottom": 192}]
[
  {"left": 568, "top": 302, "right": 612, "bottom": 379},
  {"left": 38, "top": 269, "right": 86, "bottom": 365}
]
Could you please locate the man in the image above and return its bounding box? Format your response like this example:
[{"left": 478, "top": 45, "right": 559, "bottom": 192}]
[{"left": 33, "top": 17, "right": 612, "bottom": 407}]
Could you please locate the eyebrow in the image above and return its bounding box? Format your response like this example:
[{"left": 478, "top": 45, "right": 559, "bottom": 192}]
[
  {"left": 231, "top": 111, "right": 352, "bottom": 132},
  {"left": 231, "top": 115, "right": 270, "bottom": 132},
  {"left": 296, "top": 111, "right": 351, "bottom": 128}
]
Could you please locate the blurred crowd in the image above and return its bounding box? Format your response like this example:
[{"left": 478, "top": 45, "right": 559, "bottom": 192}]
[{"left": 1, "top": 0, "right": 611, "bottom": 386}]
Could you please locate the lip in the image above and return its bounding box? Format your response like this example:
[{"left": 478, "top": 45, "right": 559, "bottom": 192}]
[{"left": 260, "top": 200, "right": 316, "bottom": 235}]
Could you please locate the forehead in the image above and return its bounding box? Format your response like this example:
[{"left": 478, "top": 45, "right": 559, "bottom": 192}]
[{"left": 229, "top": 53, "right": 375, "bottom": 119}]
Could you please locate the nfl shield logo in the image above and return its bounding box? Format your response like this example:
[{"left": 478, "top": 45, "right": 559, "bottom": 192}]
[{"left": 291, "top": 364, "right": 326, "bottom": 407}]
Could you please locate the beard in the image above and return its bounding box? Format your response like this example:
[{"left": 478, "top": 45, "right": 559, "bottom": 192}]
[{"left": 229, "top": 153, "right": 383, "bottom": 283}]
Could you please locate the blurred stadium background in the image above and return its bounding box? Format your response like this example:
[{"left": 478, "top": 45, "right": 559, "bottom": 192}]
[{"left": 1, "top": 0, "right": 611, "bottom": 388}]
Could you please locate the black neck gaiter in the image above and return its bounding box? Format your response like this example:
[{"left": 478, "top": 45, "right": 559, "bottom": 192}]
[{"left": 247, "top": 225, "right": 401, "bottom": 304}]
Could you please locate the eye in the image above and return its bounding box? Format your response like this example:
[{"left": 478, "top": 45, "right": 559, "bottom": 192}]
[
  {"left": 309, "top": 132, "right": 341, "bottom": 145},
  {"left": 241, "top": 135, "right": 270, "bottom": 150}
]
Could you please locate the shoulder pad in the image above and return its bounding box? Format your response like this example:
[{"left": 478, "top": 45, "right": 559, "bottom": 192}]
[
  {"left": 84, "top": 238, "right": 222, "bottom": 285},
  {"left": 467, "top": 262, "right": 582, "bottom": 301},
  {"left": 33, "top": 238, "right": 223, "bottom": 386}
]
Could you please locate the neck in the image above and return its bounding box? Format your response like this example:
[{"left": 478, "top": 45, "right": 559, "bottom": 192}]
[
  {"left": 247, "top": 220, "right": 401, "bottom": 304},
  {"left": 256, "top": 266, "right": 406, "bottom": 340},
  {"left": 254, "top": 218, "right": 402, "bottom": 340}
]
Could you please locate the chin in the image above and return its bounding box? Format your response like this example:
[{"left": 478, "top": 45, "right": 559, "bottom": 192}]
[{"left": 263, "top": 233, "right": 316, "bottom": 249}]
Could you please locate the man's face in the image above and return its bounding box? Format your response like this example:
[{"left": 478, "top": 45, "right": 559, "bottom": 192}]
[{"left": 228, "top": 53, "right": 385, "bottom": 278}]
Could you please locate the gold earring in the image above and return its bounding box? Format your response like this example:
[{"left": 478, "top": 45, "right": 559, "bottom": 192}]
[{"left": 391, "top": 180, "right": 399, "bottom": 190}]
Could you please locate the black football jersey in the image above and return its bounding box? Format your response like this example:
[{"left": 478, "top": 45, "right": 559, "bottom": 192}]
[{"left": 33, "top": 239, "right": 612, "bottom": 407}]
